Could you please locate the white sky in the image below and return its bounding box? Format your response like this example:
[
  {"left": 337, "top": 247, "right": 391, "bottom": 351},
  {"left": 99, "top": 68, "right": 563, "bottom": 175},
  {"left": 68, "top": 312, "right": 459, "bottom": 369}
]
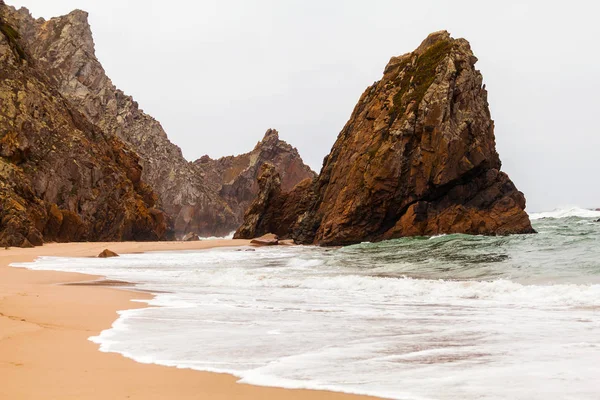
[{"left": 8, "top": 0, "right": 600, "bottom": 212}]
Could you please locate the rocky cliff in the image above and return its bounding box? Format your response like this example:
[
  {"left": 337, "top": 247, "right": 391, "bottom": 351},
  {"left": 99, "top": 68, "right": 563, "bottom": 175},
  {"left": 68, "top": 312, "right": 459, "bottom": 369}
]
[
  {"left": 0, "top": 4, "right": 167, "bottom": 247},
  {"left": 235, "top": 31, "right": 534, "bottom": 245},
  {"left": 196, "top": 129, "right": 316, "bottom": 221},
  {"left": 1, "top": 5, "right": 238, "bottom": 237},
  {"left": 2, "top": 5, "right": 314, "bottom": 238}
]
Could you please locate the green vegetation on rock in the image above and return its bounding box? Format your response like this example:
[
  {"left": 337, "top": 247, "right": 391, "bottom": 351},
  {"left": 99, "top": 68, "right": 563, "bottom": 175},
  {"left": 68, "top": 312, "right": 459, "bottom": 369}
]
[
  {"left": 389, "top": 39, "right": 453, "bottom": 124},
  {"left": 0, "top": 19, "right": 26, "bottom": 60}
]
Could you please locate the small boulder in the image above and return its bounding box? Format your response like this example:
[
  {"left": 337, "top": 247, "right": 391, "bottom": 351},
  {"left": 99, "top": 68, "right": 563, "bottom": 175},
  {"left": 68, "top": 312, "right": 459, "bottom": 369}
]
[
  {"left": 279, "top": 239, "right": 296, "bottom": 246},
  {"left": 98, "top": 249, "right": 119, "bottom": 258},
  {"left": 250, "top": 233, "right": 279, "bottom": 246},
  {"left": 182, "top": 232, "right": 200, "bottom": 242}
]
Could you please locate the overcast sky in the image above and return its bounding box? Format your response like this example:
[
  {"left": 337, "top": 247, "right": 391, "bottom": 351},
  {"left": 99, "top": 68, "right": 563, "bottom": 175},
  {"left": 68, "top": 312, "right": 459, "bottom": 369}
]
[{"left": 8, "top": 0, "right": 599, "bottom": 212}]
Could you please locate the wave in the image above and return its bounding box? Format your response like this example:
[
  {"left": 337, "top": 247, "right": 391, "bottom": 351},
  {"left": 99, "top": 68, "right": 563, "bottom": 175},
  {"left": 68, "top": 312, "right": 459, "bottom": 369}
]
[
  {"left": 199, "top": 231, "right": 236, "bottom": 240},
  {"left": 530, "top": 206, "right": 600, "bottom": 220},
  {"left": 12, "top": 237, "right": 600, "bottom": 400}
]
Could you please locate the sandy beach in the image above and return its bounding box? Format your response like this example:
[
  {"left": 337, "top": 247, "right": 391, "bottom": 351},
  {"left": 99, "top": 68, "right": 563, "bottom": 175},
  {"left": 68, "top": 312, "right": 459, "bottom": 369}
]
[{"left": 0, "top": 241, "right": 380, "bottom": 400}]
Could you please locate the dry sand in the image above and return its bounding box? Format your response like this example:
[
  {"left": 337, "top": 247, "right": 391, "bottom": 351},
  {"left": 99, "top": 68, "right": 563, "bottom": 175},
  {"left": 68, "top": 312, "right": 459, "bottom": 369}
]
[{"left": 0, "top": 241, "right": 380, "bottom": 400}]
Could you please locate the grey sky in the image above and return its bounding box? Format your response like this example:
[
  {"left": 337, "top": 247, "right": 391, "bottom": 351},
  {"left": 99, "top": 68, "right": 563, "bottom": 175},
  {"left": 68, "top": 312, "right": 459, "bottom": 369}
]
[{"left": 8, "top": 0, "right": 599, "bottom": 212}]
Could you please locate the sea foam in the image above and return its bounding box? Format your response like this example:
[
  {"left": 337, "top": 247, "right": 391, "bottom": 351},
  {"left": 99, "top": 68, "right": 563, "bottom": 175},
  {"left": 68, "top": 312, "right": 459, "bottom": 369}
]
[{"left": 529, "top": 206, "right": 600, "bottom": 220}]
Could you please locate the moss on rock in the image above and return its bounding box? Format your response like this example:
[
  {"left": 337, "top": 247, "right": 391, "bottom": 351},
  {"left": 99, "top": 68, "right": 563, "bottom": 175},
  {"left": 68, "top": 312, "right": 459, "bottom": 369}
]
[{"left": 389, "top": 39, "right": 453, "bottom": 124}]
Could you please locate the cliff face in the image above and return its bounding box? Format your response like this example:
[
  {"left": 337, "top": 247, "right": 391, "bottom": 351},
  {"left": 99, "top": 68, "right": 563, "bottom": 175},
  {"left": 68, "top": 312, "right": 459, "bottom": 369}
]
[
  {"left": 3, "top": 7, "right": 315, "bottom": 238},
  {"left": 3, "top": 6, "right": 237, "bottom": 237},
  {"left": 235, "top": 31, "right": 534, "bottom": 245},
  {"left": 0, "top": 5, "right": 167, "bottom": 247},
  {"left": 196, "top": 129, "right": 316, "bottom": 222}
]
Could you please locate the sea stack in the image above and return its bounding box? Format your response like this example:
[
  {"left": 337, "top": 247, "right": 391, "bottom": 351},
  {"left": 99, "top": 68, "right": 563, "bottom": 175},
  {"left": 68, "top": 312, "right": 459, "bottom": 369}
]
[{"left": 235, "top": 31, "right": 534, "bottom": 245}]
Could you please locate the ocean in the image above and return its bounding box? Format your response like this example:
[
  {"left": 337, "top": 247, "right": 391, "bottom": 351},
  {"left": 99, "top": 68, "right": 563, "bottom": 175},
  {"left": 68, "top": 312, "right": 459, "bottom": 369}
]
[{"left": 13, "top": 207, "right": 600, "bottom": 400}]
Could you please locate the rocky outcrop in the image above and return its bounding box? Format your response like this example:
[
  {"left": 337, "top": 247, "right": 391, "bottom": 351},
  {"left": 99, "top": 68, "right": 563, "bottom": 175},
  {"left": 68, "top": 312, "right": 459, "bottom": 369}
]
[
  {"left": 1, "top": 5, "right": 237, "bottom": 238},
  {"left": 235, "top": 31, "right": 534, "bottom": 245},
  {"left": 196, "top": 129, "right": 316, "bottom": 221},
  {"left": 234, "top": 163, "right": 315, "bottom": 239},
  {"left": 2, "top": 6, "right": 314, "bottom": 239},
  {"left": 0, "top": 5, "right": 167, "bottom": 247}
]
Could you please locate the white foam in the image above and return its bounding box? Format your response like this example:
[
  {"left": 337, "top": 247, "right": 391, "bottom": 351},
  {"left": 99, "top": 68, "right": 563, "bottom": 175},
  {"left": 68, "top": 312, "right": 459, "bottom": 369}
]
[
  {"left": 530, "top": 206, "right": 600, "bottom": 220},
  {"left": 200, "top": 231, "right": 236, "bottom": 240},
  {"left": 12, "top": 245, "right": 600, "bottom": 400}
]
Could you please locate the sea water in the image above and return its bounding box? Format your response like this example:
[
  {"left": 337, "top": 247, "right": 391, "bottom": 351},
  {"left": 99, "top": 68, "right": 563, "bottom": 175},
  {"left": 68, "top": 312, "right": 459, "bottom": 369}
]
[{"left": 13, "top": 207, "right": 600, "bottom": 399}]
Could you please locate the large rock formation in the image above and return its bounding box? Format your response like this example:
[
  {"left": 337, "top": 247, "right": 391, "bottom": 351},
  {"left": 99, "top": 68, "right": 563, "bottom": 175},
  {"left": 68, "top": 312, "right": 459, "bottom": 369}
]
[
  {"left": 2, "top": 6, "right": 314, "bottom": 238},
  {"left": 0, "top": 5, "right": 236, "bottom": 237},
  {"left": 234, "top": 163, "right": 315, "bottom": 240},
  {"left": 0, "top": 4, "right": 167, "bottom": 247},
  {"left": 196, "top": 129, "right": 316, "bottom": 221},
  {"left": 235, "top": 31, "right": 534, "bottom": 245}
]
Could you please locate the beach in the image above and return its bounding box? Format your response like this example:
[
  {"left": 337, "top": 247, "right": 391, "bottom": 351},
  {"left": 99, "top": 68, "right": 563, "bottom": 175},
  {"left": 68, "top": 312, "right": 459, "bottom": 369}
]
[{"left": 0, "top": 241, "right": 380, "bottom": 400}]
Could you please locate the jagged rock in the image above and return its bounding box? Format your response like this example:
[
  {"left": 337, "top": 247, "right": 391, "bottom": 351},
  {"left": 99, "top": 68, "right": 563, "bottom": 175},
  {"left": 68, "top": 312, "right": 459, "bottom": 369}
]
[
  {"left": 0, "top": 5, "right": 167, "bottom": 247},
  {"left": 234, "top": 163, "right": 315, "bottom": 239},
  {"left": 182, "top": 232, "right": 199, "bottom": 242},
  {"left": 1, "top": 7, "right": 312, "bottom": 239},
  {"left": 98, "top": 249, "right": 119, "bottom": 258},
  {"left": 0, "top": 6, "right": 234, "bottom": 238},
  {"left": 236, "top": 31, "right": 534, "bottom": 245},
  {"left": 250, "top": 233, "right": 279, "bottom": 246},
  {"left": 195, "top": 129, "right": 316, "bottom": 221}
]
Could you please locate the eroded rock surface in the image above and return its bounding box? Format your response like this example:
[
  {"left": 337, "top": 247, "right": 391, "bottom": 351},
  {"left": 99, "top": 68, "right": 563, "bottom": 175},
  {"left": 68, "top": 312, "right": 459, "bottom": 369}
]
[
  {"left": 0, "top": 6, "right": 236, "bottom": 238},
  {"left": 236, "top": 31, "right": 534, "bottom": 245},
  {"left": 0, "top": 4, "right": 167, "bottom": 247},
  {"left": 197, "top": 129, "right": 316, "bottom": 222},
  {"left": 2, "top": 7, "right": 314, "bottom": 238}
]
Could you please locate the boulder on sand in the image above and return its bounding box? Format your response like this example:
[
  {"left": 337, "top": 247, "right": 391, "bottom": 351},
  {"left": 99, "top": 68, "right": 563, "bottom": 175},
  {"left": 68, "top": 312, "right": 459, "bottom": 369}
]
[
  {"left": 98, "top": 249, "right": 119, "bottom": 258},
  {"left": 250, "top": 233, "right": 279, "bottom": 246},
  {"left": 182, "top": 232, "right": 200, "bottom": 241}
]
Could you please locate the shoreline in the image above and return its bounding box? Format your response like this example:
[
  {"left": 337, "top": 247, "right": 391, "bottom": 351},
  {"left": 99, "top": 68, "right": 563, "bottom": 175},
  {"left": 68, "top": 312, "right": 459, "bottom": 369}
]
[{"left": 0, "top": 241, "right": 381, "bottom": 400}]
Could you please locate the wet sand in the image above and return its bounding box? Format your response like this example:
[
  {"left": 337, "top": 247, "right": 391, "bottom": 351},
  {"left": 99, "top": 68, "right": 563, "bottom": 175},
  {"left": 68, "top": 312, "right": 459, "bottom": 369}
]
[{"left": 0, "top": 241, "right": 380, "bottom": 400}]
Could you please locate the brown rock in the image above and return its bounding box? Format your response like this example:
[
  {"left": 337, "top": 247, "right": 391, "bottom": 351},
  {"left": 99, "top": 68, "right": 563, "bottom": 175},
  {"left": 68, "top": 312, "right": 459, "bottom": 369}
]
[
  {"left": 236, "top": 31, "right": 534, "bottom": 245},
  {"left": 20, "top": 239, "right": 34, "bottom": 248},
  {"left": 196, "top": 129, "right": 316, "bottom": 223},
  {"left": 182, "top": 232, "right": 199, "bottom": 242},
  {"left": 1, "top": 7, "right": 313, "bottom": 239},
  {"left": 250, "top": 233, "right": 279, "bottom": 246},
  {"left": 0, "top": 5, "right": 235, "bottom": 239},
  {"left": 234, "top": 164, "right": 315, "bottom": 240},
  {"left": 279, "top": 239, "right": 296, "bottom": 246},
  {"left": 98, "top": 249, "right": 119, "bottom": 258},
  {"left": 0, "top": 6, "right": 167, "bottom": 248}
]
